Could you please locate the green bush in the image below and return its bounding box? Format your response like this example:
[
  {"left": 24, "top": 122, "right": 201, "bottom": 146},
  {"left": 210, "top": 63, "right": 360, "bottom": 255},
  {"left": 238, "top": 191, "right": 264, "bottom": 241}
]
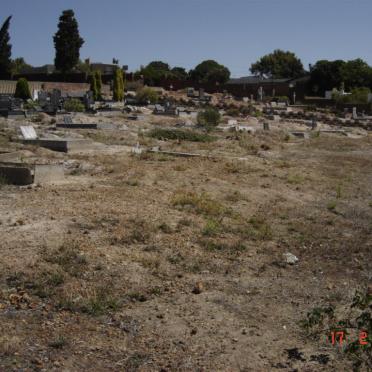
[
  {"left": 333, "top": 87, "right": 371, "bottom": 104},
  {"left": 197, "top": 107, "right": 221, "bottom": 130},
  {"left": 136, "top": 87, "right": 159, "bottom": 104},
  {"left": 14, "top": 78, "right": 31, "bottom": 100},
  {"left": 64, "top": 98, "right": 85, "bottom": 112}
]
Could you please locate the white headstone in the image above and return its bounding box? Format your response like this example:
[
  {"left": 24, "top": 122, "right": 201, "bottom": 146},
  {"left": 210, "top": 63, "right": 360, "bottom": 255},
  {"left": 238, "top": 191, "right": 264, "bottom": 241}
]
[
  {"left": 20, "top": 126, "right": 38, "bottom": 140},
  {"left": 352, "top": 107, "right": 357, "bottom": 119},
  {"left": 228, "top": 119, "right": 238, "bottom": 126}
]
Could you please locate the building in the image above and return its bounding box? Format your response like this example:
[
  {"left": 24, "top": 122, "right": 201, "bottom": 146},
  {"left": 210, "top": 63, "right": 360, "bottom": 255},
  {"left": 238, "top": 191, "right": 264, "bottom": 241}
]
[
  {"left": 225, "top": 75, "right": 310, "bottom": 101},
  {"left": 20, "top": 64, "right": 56, "bottom": 75},
  {"left": 90, "top": 63, "right": 120, "bottom": 75}
]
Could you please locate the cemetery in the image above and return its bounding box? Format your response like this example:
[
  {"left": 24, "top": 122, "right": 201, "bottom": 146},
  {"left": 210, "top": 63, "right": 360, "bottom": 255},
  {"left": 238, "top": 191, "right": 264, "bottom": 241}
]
[{"left": 0, "top": 6, "right": 371, "bottom": 372}]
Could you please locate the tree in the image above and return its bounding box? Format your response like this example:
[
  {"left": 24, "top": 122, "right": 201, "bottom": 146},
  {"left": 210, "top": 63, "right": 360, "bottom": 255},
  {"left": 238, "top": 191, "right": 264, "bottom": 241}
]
[
  {"left": 11, "top": 57, "right": 31, "bottom": 75},
  {"left": 14, "top": 78, "right": 31, "bottom": 100},
  {"left": 171, "top": 67, "right": 188, "bottom": 80},
  {"left": 147, "top": 61, "right": 170, "bottom": 71},
  {"left": 309, "top": 59, "right": 372, "bottom": 95},
  {"left": 134, "top": 61, "right": 171, "bottom": 85},
  {"left": 340, "top": 59, "right": 372, "bottom": 90},
  {"left": 90, "top": 73, "right": 98, "bottom": 101},
  {"left": 94, "top": 70, "right": 102, "bottom": 100},
  {"left": 250, "top": 50, "right": 305, "bottom": 79},
  {"left": 189, "top": 60, "right": 230, "bottom": 84},
  {"left": 113, "top": 69, "right": 124, "bottom": 101},
  {"left": 54, "top": 10, "right": 84, "bottom": 73},
  {"left": 309, "top": 60, "right": 345, "bottom": 95},
  {"left": 77, "top": 58, "right": 92, "bottom": 74},
  {"left": 0, "top": 16, "right": 12, "bottom": 74}
]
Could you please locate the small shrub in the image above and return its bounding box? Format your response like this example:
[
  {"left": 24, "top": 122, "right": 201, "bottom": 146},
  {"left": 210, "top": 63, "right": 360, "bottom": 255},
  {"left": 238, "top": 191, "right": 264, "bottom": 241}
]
[
  {"left": 64, "top": 98, "right": 85, "bottom": 112},
  {"left": 287, "top": 174, "right": 304, "bottom": 185},
  {"left": 327, "top": 200, "right": 337, "bottom": 212},
  {"left": 235, "top": 216, "right": 272, "bottom": 241},
  {"left": 158, "top": 222, "right": 172, "bottom": 234},
  {"left": 197, "top": 107, "right": 221, "bottom": 130},
  {"left": 336, "top": 185, "right": 342, "bottom": 199},
  {"left": 136, "top": 87, "right": 159, "bottom": 104},
  {"left": 202, "top": 219, "right": 221, "bottom": 236},
  {"left": 14, "top": 78, "right": 31, "bottom": 100},
  {"left": 171, "top": 192, "right": 228, "bottom": 217},
  {"left": 45, "top": 241, "right": 87, "bottom": 277},
  {"left": 48, "top": 336, "right": 68, "bottom": 349}
]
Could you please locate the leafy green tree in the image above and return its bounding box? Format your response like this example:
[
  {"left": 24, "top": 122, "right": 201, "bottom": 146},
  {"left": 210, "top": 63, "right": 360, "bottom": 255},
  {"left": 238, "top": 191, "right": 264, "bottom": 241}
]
[
  {"left": 0, "top": 16, "right": 12, "bottom": 74},
  {"left": 171, "top": 67, "right": 188, "bottom": 80},
  {"left": 197, "top": 107, "right": 221, "bottom": 131},
  {"left": 250, "top": 50, "right": 304, "bottom": 79},
  {"left": 14, "top": 78, "right": 31, "bottom": 100},
  {"left": 147, "top": 61, "right": 170, "bottom": 71},
  {"left": 189, "top": 60, "right": 230, "bottom": 84},
  {"left": 11, "top": 57, "right": 31, "bottom": 75},
  {"left": 113, "top": 69, "right": 124, "bottom": 101},
  {"left": 340, "top": 59, "right": 372, "bottom": 90},
  {"left": 135, "top": 61, "right": 172, "bottom": 85},
  {"left": 310, "top": 59, "right": 372, "bottom": 95},
  {"left": 309, "top": 60, "right": 345, "bottom": 94},
  {"left": 54, "top": 10, "right": 84, "bottom": 73}
]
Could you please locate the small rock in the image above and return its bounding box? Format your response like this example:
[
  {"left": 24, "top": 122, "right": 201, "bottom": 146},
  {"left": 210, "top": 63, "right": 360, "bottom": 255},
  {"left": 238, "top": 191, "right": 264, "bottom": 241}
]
[
  {"left": 242, "top": 328, "right": 247, "bottom": 335},
  {"left": 283, "top": 252, "right": 299, "bottom": 265},
  {"left": 192, "top": 282, "right": 204, "bottom": 294}
]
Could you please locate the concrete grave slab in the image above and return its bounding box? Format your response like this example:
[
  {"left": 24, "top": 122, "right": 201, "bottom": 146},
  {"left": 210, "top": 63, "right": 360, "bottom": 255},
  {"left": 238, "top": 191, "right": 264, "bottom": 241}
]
[
  {"left": 0, "top": 162, "right": 64, "bottom": 185},
  {"left": 23, "top": 138, "right": 92, "bottom": 153}
]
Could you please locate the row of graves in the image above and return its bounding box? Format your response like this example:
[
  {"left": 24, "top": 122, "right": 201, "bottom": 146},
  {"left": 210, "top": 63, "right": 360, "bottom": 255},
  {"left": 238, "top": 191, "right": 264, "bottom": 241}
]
[{"left": 0, "top": 89, "right": 95, "bottom": 118}]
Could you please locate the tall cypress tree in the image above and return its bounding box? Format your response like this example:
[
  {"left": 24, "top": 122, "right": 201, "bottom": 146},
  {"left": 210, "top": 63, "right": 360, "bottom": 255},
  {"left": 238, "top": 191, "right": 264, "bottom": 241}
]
[
  {"left": 113, "top": 69, "right": 124, "bottom": 102},
  {"left": 90, "top": 73, "right": 98, "bottom": 101},
  {"left": 95, "top": 70, "right": 102, "bottom": 100},
  {"left": 53, "top": 10, "right": 84, "bottom": 73},
  {"left": 0, "top": 16, "right": 12, "bottom": 74}
]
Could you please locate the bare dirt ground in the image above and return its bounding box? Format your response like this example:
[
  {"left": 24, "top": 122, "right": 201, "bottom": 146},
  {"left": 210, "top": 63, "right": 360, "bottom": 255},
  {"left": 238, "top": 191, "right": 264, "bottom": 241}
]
[{"left": 0, "top": 113, "right": 371, "bottom": 371}]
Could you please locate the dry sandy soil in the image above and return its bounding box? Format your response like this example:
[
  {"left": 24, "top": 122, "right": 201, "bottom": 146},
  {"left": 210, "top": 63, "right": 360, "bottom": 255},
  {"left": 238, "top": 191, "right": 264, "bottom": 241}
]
[{"left": 0, "top": 111, "right": 371, "bottom": 371}]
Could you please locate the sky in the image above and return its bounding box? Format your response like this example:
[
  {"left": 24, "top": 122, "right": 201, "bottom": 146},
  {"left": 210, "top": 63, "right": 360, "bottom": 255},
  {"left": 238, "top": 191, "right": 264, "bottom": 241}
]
[{"left": 1, "top": 0, "right": 372, "bottom": 77}]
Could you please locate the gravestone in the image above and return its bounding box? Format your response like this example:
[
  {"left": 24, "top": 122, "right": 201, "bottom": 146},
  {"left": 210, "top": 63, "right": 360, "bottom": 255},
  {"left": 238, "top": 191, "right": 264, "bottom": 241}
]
[
  {"left": 258, "top": 87, "right": 263, "bottom": 101},
  {"left": 50, "top": 89, "right": 61, "bottom": 112},
  {"left": 63, "top": 116, "right": 73, "bottom": 125},
  {"left": 228, "top": 119, "right": 238, "bottom": 126},
  {"left": 263, "top": 122, "right": 270, "bottom": 131},
  {"left": 352, "top": 107, "right": 357, "bottom": 119},
  {"left": 20, "top": 126, "right": 38, "bottom": 140}
]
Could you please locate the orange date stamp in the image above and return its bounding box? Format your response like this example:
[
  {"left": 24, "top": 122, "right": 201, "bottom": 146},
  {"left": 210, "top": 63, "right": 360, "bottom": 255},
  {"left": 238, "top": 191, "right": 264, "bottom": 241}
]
[{"left": 330, "top": 331, "right": 369, "bottom": 346}]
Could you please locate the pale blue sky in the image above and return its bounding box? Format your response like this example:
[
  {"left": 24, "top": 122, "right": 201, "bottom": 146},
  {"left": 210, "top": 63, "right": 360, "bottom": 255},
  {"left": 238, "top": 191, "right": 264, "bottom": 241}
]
[{"left": 2, "top": 0, "right": 371, "bottom": 76}]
